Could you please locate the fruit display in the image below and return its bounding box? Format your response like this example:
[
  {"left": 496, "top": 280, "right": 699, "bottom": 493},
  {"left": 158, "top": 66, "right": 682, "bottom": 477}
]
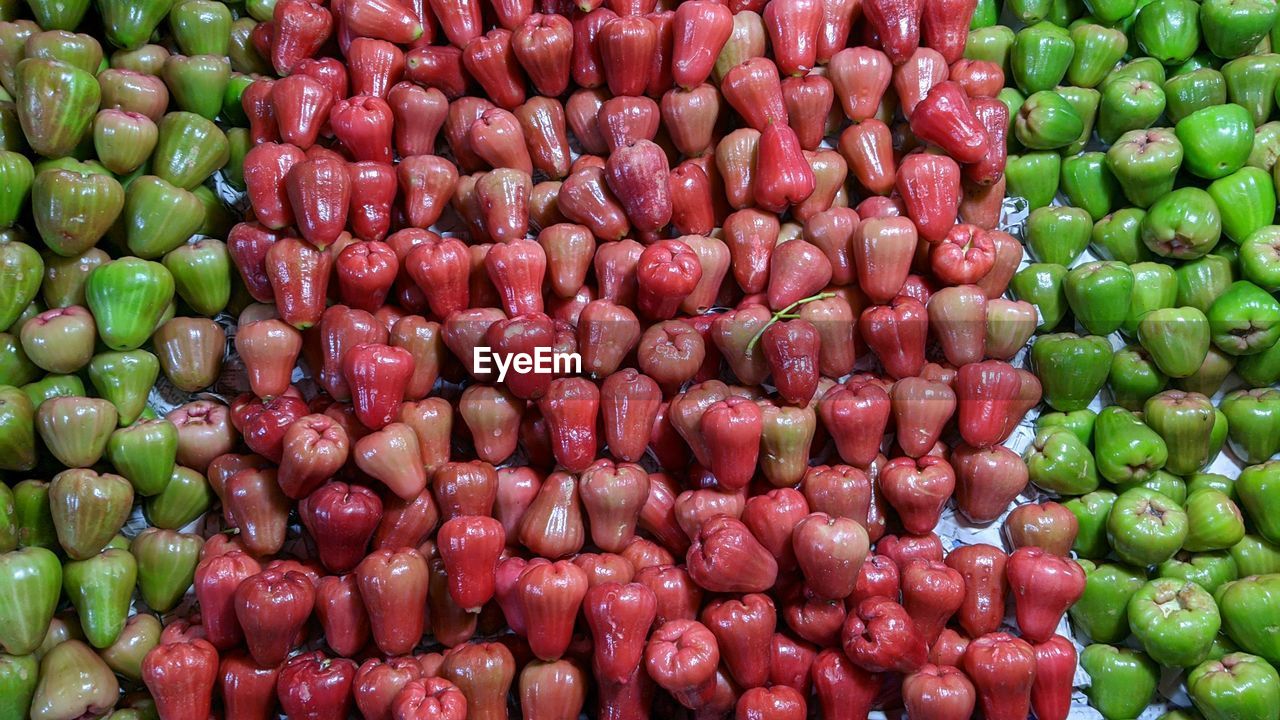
[
  {"left": 992, "top": 0, "right": 1280, "bottom": 715},
  {"left": 0, "top": 0, "right": 1278, "bottom": 717}
]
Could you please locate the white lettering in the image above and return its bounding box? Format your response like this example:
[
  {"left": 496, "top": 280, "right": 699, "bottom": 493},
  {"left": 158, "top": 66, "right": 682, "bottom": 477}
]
[
  {"left": 471, "top": 346, "right": 584, "bottom": 384},
  {"left": 492, "top": 351, "right": 512, "bottom": 383},
  {"left": 555, "top": 350, "right": 581, "bottom": 375},
  {"left": 472, "top": 346, "right": 491, "bottom": 375}
]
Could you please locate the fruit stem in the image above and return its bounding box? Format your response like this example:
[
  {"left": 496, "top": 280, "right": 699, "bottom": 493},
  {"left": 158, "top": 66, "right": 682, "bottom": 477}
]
[{"left": 744, "top": 292, "right": 836, "bottom": 353}]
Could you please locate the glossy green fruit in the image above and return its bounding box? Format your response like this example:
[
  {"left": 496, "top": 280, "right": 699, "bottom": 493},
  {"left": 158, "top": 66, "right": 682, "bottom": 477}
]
[
  {"left": 87, "top": 350, "right": 159, "bottom": 427},
  {"left": 0, "top": 547, "right": 60, "bottom": 655},
  {"left": 1184, "top": 488, "right": 1247, "bottom": 552},
  {"left": 1015, "top": 90, "right": 1084, "bottom": 148},
  {"left": 123, "top": 176, "right": 204, "bottom": 260},
  {"left": 0, "top": 385, "right": 33, "bottom": 472},
  {"left": 1006, "top": 152, "right": 1062, "bottom": 209},
  {"left": 1025, "top": 427, "right": 1100, "bottom": 495},
  {"left": 1166, "top": 68, "right": 1229, "bottom": 124},
  {"left": 98, "top": 1, "right": 175, "bottom": 50},
  {"left": 1238, "top": 331, "right": 1280, "bottom": 385},
  {"left": 106, "top": 418, "right": 177, "bottom": 497},
  {"left": 48, "top": 469, "right": 133, "bottom": 561},
  {"left": 1110, "top": 344, "right": 1169, "bottom": 410},
  {"left": 62, "top": 547, "right": 136, "bottom": 649},
  {"left": 28, "top": 640, "right": 118, "bottom": 720},
  {"left": 1189, "top": 652, "right": 1280, "bottom": 720},
  {"left": 1070, "top": 560, "right": 1147, "bottom": 642},
  {"left": 1129, "top": 577, "right": 1221, "bottom": 667},
  {"left": 1081, "top": 644, "right": 1160, "bottom": 719},
  {"left": 1178, "top": 254, "right": 1236, "bottom": 313},
  {"left": 1125, "top": 261, "right": 1179, "bottom": 336},
  {"left": 1140, "top": 469, "right": 1191, "bottom": 505},
  {"left": 1200, "top": 0, "right": 1279, "bottom": 59},
  {"left": 1065, "top": 260, "right": 1135, "bottom": 336},
  {"left": 1160, "top": 550, "right": 1239, "bottom": 594},
  {"left": 1061, "top": 152, "right": 1123, "bottom": 221},
  {"left": 92, "top": 109, "right": 157, "bottom": 176},
  {"left": 1084, "top": 0, "right": 1138, "bottom": 24},
  {"left": 1096, "top": 406, "right": 1170, "bottom": 486},
  {"left": 966, "top": 25, "right": 1017, "bottom": 68},
  {"left": 1176, "top": 103, "right": 1255, "bottom": 179},
  {"left": 1093, "top": 208, "right": 1153, "bottom": 264},
  {"left": 1241, "top": 226, "right": 1280, "bottom": 290},
  {"left": 35, "top": 396, "right": 116, "bottom": 469},
  {"left": 1236, "top": 461, "right": 1280, "bottom": 544},
  {"left": 1012, "top": 22, "right": 1075, "bottom": 93},
  {"left": 14, "top": 59, "right": 99, "bottom": 159},
  {"left": 1037, "top": 408, "right": 1097, "bottom": 445},
  {"left": 1208, "top": 280, "right": 1280, "bottom": 355},
  {"left": 1097, "top": 76, "right": 1166, "bottom": 144},
  {"left": 1108, "top": 487, "right": 1187, "bottom": 566},
  {"left": 1031, "top": 333, "right": 1113, "bottom": 411},
  {"left": 1027, "top": 205, "right": 1092, "bottom": 265},
  {"left": 1067, "top": 489, "right": 1119, "bottom": 558},
  {"left": 143, "top": 466, "right": 212, "bottom": 530},
  {"left": 1223, "top": 53, "right": 1280, "bottom": 126},
  {"left": 1069, "top": 23, "right": 1129, "bottom": 88},
  {"left": 85, "top": 258, "right": 174, "bottom": 352},
  {"left": 130, "top": 528, "right": 201, "bottom": 613},
  {"left": 151, "top": 111, "right": 229, "bottom": 190},
  {"left": 1138, "top": 307, "right": 1212, "bottom": 378},
  {"left": 162, "top": 238, "right": 230, "bottom": 317},
  {"left": 41, "top": 248, "right": 108, "bottom": 309},
  {"left": 1141, "top": 187, "right": 1223, "bottom": 260},
  {"left": 0, "top": 150, "right": 31, "bottom": 229},
  {"left": 1107, "top": 127, "right": 1184, "bottom": 208},
  {"left": 1209, "top": 167, "right": 1276, "bottom": 243},
  {"left": 98, "top": 613, "right": 160, "bottom": 683},
  {"left": 1134, "top": 0, "right": 1203, "bottom": 65},
  {"left": 1217, "top": 574, "right": 1280, "bottom": 664},
  {"left": 22, "top": 375, "right": 85, "bottom": 410},
  {"left": 0, "top": 652, "right": 37, "bottom": 720},
  {"left": 0, "top": 241, "right": 41, "bottom": 334},
  {"left": 31, "top": 165, "right": 125, "bottom": 260},
  {"left": 170, "top": 0, "right": 232, "bottom": 56},
  {"left": 1222, "top": 390, "right": 1280, "bottom": 464},
  {"left": 1231, "top": 534, "right": 1280, "bottom": 575},
  {"left": 162, "top": 55, "right": 230, "bottom": 121},
  {"left": 1011, "top": 263, "right": 1069, "bottom": 331},
  {"left": 1058, "top": 85, "right": 1102, "bottom": 154}
]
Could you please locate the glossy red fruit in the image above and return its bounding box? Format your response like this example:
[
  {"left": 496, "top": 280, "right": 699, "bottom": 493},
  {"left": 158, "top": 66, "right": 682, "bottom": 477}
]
[
  {"left": 436, "top": 515, "right": 505, "bottom": 612},
  {"left": 356, "top": 548, "right": 429, "bottom": 656},
  {"left": 963, "top": 633, "right": 1037, "bottom": 720},
  {"left": 234, "top": 569, "right": 315, "bottom": 667},
  {"left": 945, "top": 543, "right": 1009, "bottom": 638},
  {"left": 300, "top": 482, "right": 382, "bottom": 574},
  {"left": 584, "top": 581, "right": 658, "bottom": 683},
  {"left": 902, "top": 664, "right": 976, "bottom": 720},
  {"left": 277, "top": 651, "right": 357, "bottom": 720},
  {"left": 900, "top": 560, "right": 965, "bottom": 643},
  {"left": 841, "top": 595, "right": 926, "bottom": 674},
  {"left": 695, "top": 598, "right": 771, "bottom": 694},
  {"left": 1006, "top": 547, "right": 1085, "bottom": 643},
  {"left": 143, "top": 639, "right": 219, "bottom": 720},
  {"left": 518, "top": 560, "right": 588, "bottom": 661}
]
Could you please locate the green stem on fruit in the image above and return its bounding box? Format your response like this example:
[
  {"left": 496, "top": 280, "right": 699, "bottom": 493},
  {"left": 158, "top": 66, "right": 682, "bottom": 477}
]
[{"left": 744, "top": 292, "right": 836, "bottom": 354}]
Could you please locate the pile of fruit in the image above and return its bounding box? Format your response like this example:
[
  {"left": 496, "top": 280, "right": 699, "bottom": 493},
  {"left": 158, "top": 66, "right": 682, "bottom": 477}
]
[
  {"left": 990, "top": 0, "right": 1280, "bottom": 716},
  {"left": 1, "top": 0, "right": 1279, "bottom": 717}
]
